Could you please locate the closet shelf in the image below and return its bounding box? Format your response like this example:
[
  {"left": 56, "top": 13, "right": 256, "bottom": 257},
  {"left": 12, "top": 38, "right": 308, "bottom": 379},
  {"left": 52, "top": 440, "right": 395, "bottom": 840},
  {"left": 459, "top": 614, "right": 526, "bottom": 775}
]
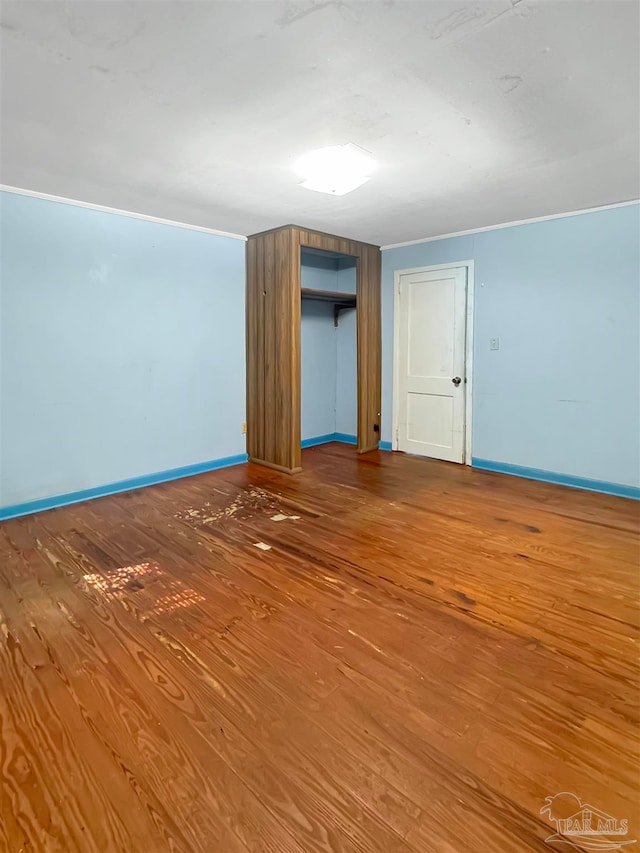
[{"left": 301, "top": 288, "right": 356, "bottom": 326}]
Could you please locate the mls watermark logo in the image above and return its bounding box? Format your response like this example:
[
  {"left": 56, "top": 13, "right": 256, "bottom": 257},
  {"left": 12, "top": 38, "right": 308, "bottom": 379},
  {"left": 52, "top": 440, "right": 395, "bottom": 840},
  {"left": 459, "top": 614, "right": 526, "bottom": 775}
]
[{"left": 541, "top": 792, "right": 637, "bottom": 850}]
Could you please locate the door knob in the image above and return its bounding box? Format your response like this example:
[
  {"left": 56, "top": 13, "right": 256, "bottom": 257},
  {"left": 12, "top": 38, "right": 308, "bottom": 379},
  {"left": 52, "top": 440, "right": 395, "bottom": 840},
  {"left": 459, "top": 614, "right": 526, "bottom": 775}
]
[{"left": 452, "top": 376, "right": 462, "bottom": 386}]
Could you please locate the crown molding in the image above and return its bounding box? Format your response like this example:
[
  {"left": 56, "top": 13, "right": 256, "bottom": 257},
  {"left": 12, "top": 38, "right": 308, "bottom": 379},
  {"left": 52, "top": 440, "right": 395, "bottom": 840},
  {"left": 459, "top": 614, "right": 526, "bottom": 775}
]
[
  {"left": 381, "top": 199, "right": 640, "bottom": 250},
  {"left": 0, "top": 184, "right": 247, "bottom": 241},
  {"left": 3, "top": 184, "right": 637, "bottom": 249}
]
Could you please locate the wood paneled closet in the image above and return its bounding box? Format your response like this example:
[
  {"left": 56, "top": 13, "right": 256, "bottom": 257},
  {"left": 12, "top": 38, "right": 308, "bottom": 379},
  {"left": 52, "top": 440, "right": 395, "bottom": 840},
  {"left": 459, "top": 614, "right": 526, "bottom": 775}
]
[{"left": 246, "top": 225, "right": 381, "bottom": 473}]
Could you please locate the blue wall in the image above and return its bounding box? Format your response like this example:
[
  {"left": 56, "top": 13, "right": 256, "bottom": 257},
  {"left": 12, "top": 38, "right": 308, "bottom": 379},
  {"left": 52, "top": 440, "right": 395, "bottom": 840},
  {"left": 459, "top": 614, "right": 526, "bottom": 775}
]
[
  {"left": 300, "top": 252, "right": 357, "bottom": 442},
  {"left": 0, "top": 191, "right": 247, "bottom": 510},
  {"left": 4, "top": 192, "right": 635, "bottom": 510},
  {"left": 382, "top": 204, "right": 640, "bottom": 491},
  {"left": 301, "top": 303, "right": 337, "bottom": 440},
  {"left": 301, "top": 254, "right": 338, "bottom": 440},
  {"left": 336, "top": 261, "right": 357, "bottom": 437}
]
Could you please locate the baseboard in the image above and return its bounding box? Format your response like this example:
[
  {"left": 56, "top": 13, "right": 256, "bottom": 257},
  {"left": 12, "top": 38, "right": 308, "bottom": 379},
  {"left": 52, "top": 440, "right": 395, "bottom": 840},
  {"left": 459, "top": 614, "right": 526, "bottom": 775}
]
[
  {"left": 0, "top": 453, "right": 249, "bottom": 522},
  {"left": 302, "top": 433, "right": 392, "bottom": 451},
  {"left": 302, "top": 432, "right": 357, "bottom": 448},
  {"left": 471, "top": 457, "right": 640, "bottom": 500},
  {"left": 301, "top": 434, "right": 338, "bottom": 448},
  {"left": 334, "top": 433, "right": 358, "bottom": 445}
]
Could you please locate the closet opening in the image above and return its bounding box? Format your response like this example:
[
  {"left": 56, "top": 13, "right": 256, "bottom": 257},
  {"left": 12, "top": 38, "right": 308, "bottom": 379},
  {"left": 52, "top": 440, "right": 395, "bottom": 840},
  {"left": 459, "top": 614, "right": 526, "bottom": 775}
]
[
  {"left": 246, "top": 225, "right": 380, "bottom": 474},
  {"left": 301, "top": 248, "right": 358, "bottom": 450}
]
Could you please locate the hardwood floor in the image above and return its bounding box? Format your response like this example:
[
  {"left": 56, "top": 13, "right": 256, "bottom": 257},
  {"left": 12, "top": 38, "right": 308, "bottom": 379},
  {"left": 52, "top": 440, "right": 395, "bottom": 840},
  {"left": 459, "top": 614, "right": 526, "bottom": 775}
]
[{"left": 1, "top": 443, "right": 638, "bottom": 853}]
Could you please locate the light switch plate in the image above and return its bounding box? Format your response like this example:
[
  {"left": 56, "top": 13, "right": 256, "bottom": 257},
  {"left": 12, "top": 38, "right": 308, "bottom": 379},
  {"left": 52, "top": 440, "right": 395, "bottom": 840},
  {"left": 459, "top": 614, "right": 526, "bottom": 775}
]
[{"left": 490, "top": 337, "right": 500, "bottom": 351}]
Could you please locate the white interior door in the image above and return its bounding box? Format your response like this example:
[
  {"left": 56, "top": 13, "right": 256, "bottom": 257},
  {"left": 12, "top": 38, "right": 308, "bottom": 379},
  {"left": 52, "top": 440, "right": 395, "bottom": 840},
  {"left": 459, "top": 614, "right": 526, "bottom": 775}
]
[{"left": 396, "top": 266, "right": 467, "bottom": 462}]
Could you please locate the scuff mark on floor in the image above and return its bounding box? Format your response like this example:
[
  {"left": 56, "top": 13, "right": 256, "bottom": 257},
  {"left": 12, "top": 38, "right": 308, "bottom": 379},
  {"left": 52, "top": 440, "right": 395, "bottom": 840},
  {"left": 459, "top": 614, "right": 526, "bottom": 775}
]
[
  {"left": 451, "top": 589, "right": 477, "bottom": 607},
  {"left": 81, "top": 561, "right": 205, "bottom": 615},
  {"left": 175, "top": 486, "right": 283, "bottom": 527}
]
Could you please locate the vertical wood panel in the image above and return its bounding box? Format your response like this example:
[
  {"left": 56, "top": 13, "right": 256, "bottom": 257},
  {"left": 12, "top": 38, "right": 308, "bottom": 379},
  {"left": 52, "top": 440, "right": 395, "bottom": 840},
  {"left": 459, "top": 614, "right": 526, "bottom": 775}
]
[
  {"left": 263, "top": 231, "right": 277, "bottom": 466},
  {"left": 357, "top": 246, "right": 382, "bottom": 453},
  {"left": 246, "top": 227, "right": 300, "bottom": 474},
  {"left": 245, "top": 238, "right": 257, "bottom": 460},
  {"left": 288, "top": 232, "right": 302, "bottom": 471},
  {"left": 273, "top": 228, "right": 295, "bottom": 470},
  {"left": 255, "top": 236, "right": 265, "bottom": 463}
]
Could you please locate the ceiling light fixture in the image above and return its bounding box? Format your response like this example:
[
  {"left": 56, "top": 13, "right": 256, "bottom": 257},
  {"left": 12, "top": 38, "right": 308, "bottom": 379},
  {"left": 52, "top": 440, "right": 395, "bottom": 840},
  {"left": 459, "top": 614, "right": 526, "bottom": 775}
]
[{"left": 293, "top": 143, "right": 377, "bottom": 196}]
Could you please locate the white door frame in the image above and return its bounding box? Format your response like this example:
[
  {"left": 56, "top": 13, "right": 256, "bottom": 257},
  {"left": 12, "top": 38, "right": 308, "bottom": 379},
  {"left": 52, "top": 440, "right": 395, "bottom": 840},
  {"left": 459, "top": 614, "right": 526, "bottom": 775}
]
[{"left": 392, "top": 261, "right": 475, "bottom": 465}]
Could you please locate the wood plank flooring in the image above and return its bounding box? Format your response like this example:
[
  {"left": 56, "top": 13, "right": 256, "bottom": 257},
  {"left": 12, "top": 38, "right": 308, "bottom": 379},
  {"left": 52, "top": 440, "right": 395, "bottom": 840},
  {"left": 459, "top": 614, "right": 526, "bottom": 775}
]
[{"left": 0, "top": 443, "right": 638, "bottom": 853}]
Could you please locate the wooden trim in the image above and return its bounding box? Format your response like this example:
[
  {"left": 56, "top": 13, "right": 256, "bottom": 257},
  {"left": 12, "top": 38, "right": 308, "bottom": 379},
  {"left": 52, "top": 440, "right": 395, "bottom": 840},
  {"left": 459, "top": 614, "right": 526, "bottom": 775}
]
[
  {"left": 356, "top": 245, "right": 382, "bottom": 453},
  {"left": 249, "top": 223, "right": 379, "bottom": 250},
  {"left": 288, "top": 228, "right": 302, "bottom": 471},
  {"left": 247, "top": 224, "right": 295, "bottom": 239},
  {"left": 248, "top": 457, "right": 302, "bottom": 475},
  {"left": 245, "top": 239, "right": 258, "bottom": 460}
]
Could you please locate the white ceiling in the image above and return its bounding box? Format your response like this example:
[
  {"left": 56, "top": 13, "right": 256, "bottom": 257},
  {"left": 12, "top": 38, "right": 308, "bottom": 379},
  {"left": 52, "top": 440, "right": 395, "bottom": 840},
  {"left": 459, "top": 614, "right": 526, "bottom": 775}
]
[{"left": 1, "top": 1, "right": 638, "bottom": 245}]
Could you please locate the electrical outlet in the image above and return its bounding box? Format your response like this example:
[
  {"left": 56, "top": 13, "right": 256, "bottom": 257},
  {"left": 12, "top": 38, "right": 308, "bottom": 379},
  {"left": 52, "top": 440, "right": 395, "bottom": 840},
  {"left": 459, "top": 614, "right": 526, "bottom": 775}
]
[
  {"left": 490, "top": 337, "right": 500, "bottom": 351},
  {"left": 241, "top": 422, "right": 247, "bottom": 434}
]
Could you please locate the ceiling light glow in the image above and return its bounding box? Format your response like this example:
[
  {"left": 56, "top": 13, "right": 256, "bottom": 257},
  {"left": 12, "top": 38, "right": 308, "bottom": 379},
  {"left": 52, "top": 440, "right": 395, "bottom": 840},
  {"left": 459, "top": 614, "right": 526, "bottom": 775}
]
[{"left": 294, "top": 144, "right": 376, "bottom": 196}]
